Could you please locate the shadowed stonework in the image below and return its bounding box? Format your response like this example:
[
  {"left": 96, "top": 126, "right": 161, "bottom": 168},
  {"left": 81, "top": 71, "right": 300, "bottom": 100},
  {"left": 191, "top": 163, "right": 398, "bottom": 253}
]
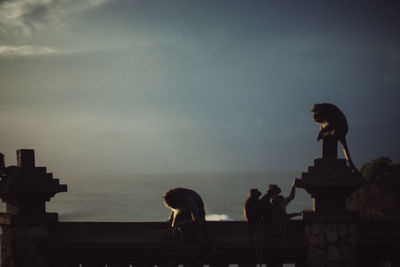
[
  {"left": 295, "top": 137, "right": 363, "bottom": 267},
  {"left": 294, "top": 105, "right": 365, "bottom": 267},
  {"left": 0, "top": 149, "right": 67, "bottom": 267}
]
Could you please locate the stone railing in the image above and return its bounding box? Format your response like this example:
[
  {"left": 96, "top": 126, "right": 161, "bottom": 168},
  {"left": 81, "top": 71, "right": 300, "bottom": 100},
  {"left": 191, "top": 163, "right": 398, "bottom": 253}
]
[
  {"left": 37, "top": 221, "right": 306, "bottom": 267},
  {"left": 0, "top": 148, "right": 399, "bottom": 267}
]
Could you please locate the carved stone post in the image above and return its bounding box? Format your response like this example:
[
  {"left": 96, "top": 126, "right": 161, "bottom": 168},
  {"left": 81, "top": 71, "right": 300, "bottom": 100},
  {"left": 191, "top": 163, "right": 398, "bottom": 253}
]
[
  {"left": 296, "top": 138, "right": 364, "bottom": 267},
  {"left": 0, "top": 149, "right": 67, "bottom": 267}
]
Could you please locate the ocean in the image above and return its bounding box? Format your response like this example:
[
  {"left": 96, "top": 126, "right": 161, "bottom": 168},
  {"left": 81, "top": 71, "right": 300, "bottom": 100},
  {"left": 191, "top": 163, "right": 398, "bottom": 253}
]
[{"left": 45, "top": 171, "right": 312, "bottom": 222}]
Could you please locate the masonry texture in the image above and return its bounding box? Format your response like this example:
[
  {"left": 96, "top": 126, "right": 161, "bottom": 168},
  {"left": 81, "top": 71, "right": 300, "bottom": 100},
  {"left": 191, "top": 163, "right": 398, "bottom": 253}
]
[
  {"left": 1, "top": 224, "right": 50, "bottom": 267},
  {"left": 305, "top": 222, "right": 358, "bottom": 267}
]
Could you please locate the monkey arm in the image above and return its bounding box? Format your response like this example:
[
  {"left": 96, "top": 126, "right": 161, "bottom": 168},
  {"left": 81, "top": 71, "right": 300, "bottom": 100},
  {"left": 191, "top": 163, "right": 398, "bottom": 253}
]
[
  {"left": 317, "top": 124, "right": 334, "bottom": 140},
  {"left": 168, "top": 211, "right": 174, "bottom": 223},
  {"left": 283, "top": 184, "right": 296, "bottom": 207}
]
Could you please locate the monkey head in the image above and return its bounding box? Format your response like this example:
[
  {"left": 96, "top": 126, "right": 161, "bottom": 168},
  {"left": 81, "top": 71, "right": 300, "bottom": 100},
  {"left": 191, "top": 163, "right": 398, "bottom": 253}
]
[
  {"left": 311, "top": 103, "right": 326, "bottom": 124},
  {"left": 163, "top": 189, "right": 180, "bottom": 209},
  {"left": 311, "top": 103, "right": 349, "bottom": 141},
  {"left": 249, "top": 188, "right": 261, "bottom": 198},
  {"left": 267, "top": 184, "right": 281, "bottom": 196}
]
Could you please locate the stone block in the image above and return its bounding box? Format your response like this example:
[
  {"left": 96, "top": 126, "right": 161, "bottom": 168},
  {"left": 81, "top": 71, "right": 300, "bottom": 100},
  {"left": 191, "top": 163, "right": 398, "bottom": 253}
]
[
  {"left": 17, "top": 149, "right": 35, "bottom": 169},
  {"left": 307, "top": 259, "right": 326, "bottom": 267},
  {"left": 305, "top": 224, "right": 310, "bottom": 238},
  {"left": 342, "top": 236, "right": 357, "bottom": 246},
  {"left": 307, "top": 245, "right": 328, "bottom": 259},
  {"left": 338, "top": 223, "right": 348, "bottom": 238},
  {"left": 30, "top": 256, "right": 49, "bottom": 267},
  {"left": 10, "top": 226, "right": 28, "bottom": 241},
  {"left": 342, "top": 252, "right": 357, "bottom": 261},
  {"left": 309, "top": 234, "right": 328, "bottom": 249},
  {"left": 327, "top": 223, "right": 337, "bottom": 232},
  {"left": 310, "top": 222, "right": 325, "bottom": 235},
  {"left": 307, "top": 246, "right": 328, "bottom": 260},
  {"left": 345, "top": 254, "right": 359, "bottom": 267},
  {"left": 25, "top": 225, "right": 48, "bottom": 238},
  {"left": 328, "top": 262, "right": 345, "bottom": 267},
  {"left": 348, "top": 224, "right": 357, "bottom": 235},
  {"left": 326, "top": 230, "right": 339, "bottom": 244},
  {"left": 328, "top": 245, "right": 342, "bottom": 261},
  {"left": 340, "top": 243, "right": 355, "bottom": 253}
]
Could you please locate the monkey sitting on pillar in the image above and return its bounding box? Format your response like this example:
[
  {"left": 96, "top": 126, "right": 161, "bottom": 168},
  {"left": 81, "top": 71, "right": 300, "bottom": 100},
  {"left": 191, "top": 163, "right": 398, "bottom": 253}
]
[
  {"left": 163, "top": 187, "right": 206, "bottom": 241},
  {"left": 311, "top": 103, "right": 362, "bottom": 175}
]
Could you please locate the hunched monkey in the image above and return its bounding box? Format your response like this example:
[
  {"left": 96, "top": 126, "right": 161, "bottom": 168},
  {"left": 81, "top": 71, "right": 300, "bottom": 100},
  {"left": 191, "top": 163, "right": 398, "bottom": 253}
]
[
  {"left": 163, "top": 187, "right": 206, "bottom": 240},
  {"left": 311, "top": 103, "right": 361, "bottom": 175}
]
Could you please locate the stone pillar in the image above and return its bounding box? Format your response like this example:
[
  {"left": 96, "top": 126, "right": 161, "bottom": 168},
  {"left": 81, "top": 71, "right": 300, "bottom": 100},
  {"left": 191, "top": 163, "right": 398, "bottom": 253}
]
[
  {"left": 303, "top": 216, "right": 359, "bottom": 267},
  {"left": 0, "top": 149, "right": 67, "bottom": 267},
  {"left": 296, "top": 138, "right": 364, "bottom": 267}
]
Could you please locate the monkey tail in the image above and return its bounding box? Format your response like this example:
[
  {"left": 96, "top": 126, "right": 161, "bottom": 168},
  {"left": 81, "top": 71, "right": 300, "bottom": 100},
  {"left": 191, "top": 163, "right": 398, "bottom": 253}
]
[{"left": 339, "top": 138, "right": 365, "bottom": 181}]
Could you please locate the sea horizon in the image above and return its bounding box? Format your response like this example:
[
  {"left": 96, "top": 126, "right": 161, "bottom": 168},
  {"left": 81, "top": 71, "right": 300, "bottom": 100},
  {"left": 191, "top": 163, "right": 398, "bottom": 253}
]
[{"left": 37, "top": 170, "right": 313, "bottom": 222}]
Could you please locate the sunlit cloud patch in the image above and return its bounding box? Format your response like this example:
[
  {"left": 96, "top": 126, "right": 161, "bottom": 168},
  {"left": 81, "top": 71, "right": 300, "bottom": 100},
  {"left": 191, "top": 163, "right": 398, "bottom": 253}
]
[{"left": 0, "top": 45, "right": 64, "bottom": 57}]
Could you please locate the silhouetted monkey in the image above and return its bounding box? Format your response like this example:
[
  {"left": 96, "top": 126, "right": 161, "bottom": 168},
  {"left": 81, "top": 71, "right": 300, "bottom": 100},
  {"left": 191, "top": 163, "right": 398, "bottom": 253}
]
[
  {"left": 311, "top": 103, "right": 361, "bottom": 175},
  {"left": 270, "top": 192, "right": 301, "bottom": 239},
  {"left": 256, "top": 181, "right": 300, "bottom": 265},
  {"left": 163, "top": 187, "right": 206, "bottom": 240},
  {"left": 259, "top": 184, "right": 281, "bottom": 224},
  {"left": 244, "top": 188, "right": 263, "bottom": 242},
  {"left": 244, "top": 188, "right": 262, "bottom": 223}
]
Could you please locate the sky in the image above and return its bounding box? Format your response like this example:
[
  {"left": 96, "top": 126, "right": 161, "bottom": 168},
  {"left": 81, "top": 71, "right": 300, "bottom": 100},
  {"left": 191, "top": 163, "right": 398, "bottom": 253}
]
[{"left": 0, "top": 0, "right": 399, "bottom": 176}]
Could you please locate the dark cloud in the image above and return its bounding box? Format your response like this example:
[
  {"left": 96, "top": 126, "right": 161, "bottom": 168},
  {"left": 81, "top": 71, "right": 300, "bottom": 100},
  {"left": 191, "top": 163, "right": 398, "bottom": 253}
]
[{"left": 0, "top": 0, "right": 108, "bottom": 43}]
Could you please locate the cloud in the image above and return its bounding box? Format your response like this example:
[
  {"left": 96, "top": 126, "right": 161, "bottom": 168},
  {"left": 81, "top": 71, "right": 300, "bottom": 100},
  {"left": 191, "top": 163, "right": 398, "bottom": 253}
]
[
  {"left": 0, "top": 0, "right": 109, "bottom": 40},
  {"left": 0, "top": 45, "right": 65, "bottom": 57}
]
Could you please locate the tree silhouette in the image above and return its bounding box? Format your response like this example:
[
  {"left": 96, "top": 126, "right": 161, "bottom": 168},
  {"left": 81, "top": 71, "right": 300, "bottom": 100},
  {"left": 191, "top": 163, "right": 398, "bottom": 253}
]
[{"left": 348, "top": 157, "right": 400, "bottom": 217}]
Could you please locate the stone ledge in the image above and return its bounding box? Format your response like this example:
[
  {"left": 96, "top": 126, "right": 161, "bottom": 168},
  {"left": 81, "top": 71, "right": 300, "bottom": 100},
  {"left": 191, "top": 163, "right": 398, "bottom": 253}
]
[
  {"left": 302, "top": 210, "right": 360, "bottom": 222},
  {"left": 0, "top": 213, "right": 59, "bottom": 225}
]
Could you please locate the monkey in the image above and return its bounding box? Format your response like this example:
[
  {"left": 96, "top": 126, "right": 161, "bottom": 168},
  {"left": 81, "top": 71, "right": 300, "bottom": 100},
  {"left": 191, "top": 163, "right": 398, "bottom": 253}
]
[
  {"left": 255, "top": 184, "right": 282, "bottom": 264},
  {"left": 270, "top": 192, "right": 302, "bottom": 239},
  {"left": 256, "top": 181, "right": 300, "bottom": 264},
  {"left": 163, "top": 187, "right": 206, "bottom": 240},
  {"left": 259, "top": 184, "right": 281, "bottom": 224},
  {"left": 244, "top": 188, "right": 263, "bottom": 242},
  {"left": 311, "top": 103, "right": 362, "bottom": 175},
  {"left": 244, "top": 188, "right": 262, "bottom": 223}
]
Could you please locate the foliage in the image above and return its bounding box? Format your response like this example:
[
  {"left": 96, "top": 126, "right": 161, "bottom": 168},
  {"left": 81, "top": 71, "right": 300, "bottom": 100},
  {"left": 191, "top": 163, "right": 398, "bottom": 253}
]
[{"left": 348, "top": 157, "right": 400, "bottom": 217}]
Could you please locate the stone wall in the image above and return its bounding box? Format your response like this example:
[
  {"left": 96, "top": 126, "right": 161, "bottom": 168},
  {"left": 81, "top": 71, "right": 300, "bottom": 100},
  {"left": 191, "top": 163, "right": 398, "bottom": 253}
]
[
  {"left": 305, "top": 222, "right": 358, "bottom": 267},
  {"left": 1, "top": 224, "right": 50, "bottom": 267}
]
